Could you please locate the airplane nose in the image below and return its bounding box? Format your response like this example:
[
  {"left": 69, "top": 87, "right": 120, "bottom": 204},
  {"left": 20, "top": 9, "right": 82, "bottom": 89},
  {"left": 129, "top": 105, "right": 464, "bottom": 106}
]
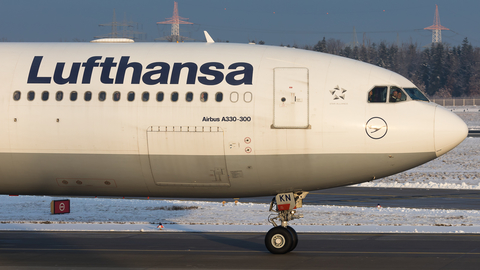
[{"left": 434, "top": 106, "right": 468, "bottom": 157}]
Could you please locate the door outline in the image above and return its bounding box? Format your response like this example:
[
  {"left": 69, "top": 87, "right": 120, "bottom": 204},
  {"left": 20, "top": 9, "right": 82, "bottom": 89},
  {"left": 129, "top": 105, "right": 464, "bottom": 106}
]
[
  {"left": 272, "top": 67, "right": 310, "bottom": 129},
  {"left": 146, "top": 126, "right": 230, "bottom": 187}
]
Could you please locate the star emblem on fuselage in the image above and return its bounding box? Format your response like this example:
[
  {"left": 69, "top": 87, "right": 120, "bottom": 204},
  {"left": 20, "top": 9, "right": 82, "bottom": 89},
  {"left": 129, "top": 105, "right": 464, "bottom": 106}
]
[{"left": 330, "top": 85, "right": 347, "bottom": 100}]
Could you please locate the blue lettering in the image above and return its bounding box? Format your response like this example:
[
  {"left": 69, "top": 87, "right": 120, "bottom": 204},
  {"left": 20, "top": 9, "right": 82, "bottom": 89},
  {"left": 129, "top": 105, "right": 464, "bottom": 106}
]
[
  {"left": 100, "top": 57, "right": 117, "bottom": 84},
  {"left": 198, "top": 62, "right": 224, "bottom": 85},
  {"left": 53, "top": 62, "right": 80, "bottom": 84},
  {"left": 225, "top": 62, "right": 253, "bottom": 85},
  {"left": 115, "top": 56, "right": 142, "bottom": 84},
  {"left": 142, "top": 62, "right": 170, "bottom": 85},
  {"left": 82, "top": 56, "right": 102, "bottom": 84},
  {"left": 170, "top": 62, "right": 197, "bottom": 84},
  {"left": 27, "top": 56, "right": 254, "bottom": 86},
  {"left": 27, "top": 56, "right": 51, "bottom": 84}
]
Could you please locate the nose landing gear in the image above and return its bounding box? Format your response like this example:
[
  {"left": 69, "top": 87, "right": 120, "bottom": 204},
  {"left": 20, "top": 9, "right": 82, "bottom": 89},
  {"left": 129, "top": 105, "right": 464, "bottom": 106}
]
[{"left": 265, "top": 192, "right": 308, "bottom": 254}]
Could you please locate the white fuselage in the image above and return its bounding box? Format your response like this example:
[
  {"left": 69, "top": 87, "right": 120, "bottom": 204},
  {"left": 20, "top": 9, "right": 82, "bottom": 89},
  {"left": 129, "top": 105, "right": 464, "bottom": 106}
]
[{"left": 0, "top": 42, "right": 467, "bottom": 197}]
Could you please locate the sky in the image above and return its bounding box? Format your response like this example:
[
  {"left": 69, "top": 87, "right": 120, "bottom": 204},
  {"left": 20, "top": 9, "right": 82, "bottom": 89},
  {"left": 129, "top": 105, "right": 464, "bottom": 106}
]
[{"left": 0, "top": 0, "right": 478, "bottom": 47}]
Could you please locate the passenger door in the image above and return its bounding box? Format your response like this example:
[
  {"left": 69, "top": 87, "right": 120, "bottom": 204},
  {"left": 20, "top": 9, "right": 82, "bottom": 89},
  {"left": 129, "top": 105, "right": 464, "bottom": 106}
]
[{"left": 272, "top": 67, "right": 309, "bottom": 128}]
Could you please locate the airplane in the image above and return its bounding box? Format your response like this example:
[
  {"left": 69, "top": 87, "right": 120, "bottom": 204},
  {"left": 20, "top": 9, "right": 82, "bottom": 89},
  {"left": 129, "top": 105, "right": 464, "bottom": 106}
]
[{"left": 0, "top": 34, "right": 467, "bottom": 254}]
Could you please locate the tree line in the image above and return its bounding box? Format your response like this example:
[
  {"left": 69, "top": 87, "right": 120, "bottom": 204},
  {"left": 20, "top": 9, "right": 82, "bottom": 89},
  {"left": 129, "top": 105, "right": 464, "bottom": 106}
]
[{"left": 303, "top": 37, "right": 480, "bottom": 98}]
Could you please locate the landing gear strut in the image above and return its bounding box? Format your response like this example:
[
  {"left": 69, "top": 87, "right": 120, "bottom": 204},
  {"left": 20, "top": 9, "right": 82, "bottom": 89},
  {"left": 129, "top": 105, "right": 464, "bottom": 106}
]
[{"left": 265, "top": 192, "right": 308, "bottom": 254}]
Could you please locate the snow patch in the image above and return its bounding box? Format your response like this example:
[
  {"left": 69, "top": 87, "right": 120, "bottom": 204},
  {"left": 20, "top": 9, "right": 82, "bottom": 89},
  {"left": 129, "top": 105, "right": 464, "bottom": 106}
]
[{"left": 2, "top": 195, "right": 480, "bottom": 233}]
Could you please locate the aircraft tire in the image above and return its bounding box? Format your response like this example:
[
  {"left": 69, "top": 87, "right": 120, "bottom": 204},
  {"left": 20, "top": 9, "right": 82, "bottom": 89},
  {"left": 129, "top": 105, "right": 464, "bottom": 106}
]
[
  {"left": 265, "top": 226, "right": 293, "bottom": 254},
  {"left": 286, "top": 226, "right": 298, "bottom": 251}
]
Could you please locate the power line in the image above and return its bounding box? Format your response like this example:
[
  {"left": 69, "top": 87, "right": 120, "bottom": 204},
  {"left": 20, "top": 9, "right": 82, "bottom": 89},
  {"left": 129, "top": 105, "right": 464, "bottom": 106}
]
[
  {"left": 196, "top": 23, "right": 423, "bottom": 36},
  {"left": 156, "top": 1, "right": 194, "bottom": 42},
  {"left": 424, "top": 4, "right": 449, "bottom": 44}
]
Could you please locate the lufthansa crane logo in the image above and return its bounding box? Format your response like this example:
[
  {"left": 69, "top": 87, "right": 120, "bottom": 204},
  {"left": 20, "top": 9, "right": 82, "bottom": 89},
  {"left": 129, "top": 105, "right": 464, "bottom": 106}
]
[{"left": 365, "top": 117, "right": 388, "bottom": 139}]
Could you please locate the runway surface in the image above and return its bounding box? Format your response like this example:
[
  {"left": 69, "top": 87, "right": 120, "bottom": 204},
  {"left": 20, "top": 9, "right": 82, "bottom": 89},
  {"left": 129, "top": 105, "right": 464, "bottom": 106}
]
[
  {"left": 1, "top": 231, "right": 480, "bottom": 269},
  {"left": 469, "top": 129, "right": 480, "bottom": 137},
  {"left": 160, "top": 187, "right": 480, "bottom": 210},
  {"left": 4, "top": 188, "right": 480, "bottom": 269},
  {"left": 306, "top": 187, "right": 480, "bottom": 209}
]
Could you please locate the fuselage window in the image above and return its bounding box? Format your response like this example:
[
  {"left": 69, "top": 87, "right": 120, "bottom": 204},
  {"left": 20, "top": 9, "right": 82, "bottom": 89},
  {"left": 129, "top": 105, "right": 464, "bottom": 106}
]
[
  {"left": 215, "top": 92, "right": 223, "bottom": 102},
  {"left": 200, "top": 92, "right": 208, "bottom": 102},
  {"left": 113, "top": 91, "right": 121, "bottom": 101},
  {"left": 127, "top": 91, "right": 135, "bottom": 102},
  {"left": 157, "top": 92, "right": 164, "bottom": 102},
  {"left": 230, "top": 92, "right": 239, "bottom": 103},
  {"left": 41, "top": 91, "right": 49, "bottom": 101},
  {"left": 368, "top": 87, "right": 387, "bottom": 103},
  {"left": 99, "top": 91, "right": 106, "bottom": 102},
  {"left": 27, "top": 91, "right": 35, "bottom": 101},
  {"left": 171, "top": 92, "right": 178, "bottom": 102},
  {"left": 389, "top": 86, "right": 407, "bottom": 103},
  {"left": 70, "top": 91, "right": 78, "bottom": 101},
  {"left": 13, "top": 91, "right": 21, "bottom": 101},
  {"left": 244, "top": 92, "right": 253, "bottom": 103},
  {"left": 56, "top": 91, "right": 63, "bottom": 101},
  {"left": 186, "top": 92, "right": 193, "bottom": 102},
  {"left": 142, "top": 92, "right": 150, "bottom": 102},
  {"left": 84, "top": 91, "right": 92, "bottom": 101}
]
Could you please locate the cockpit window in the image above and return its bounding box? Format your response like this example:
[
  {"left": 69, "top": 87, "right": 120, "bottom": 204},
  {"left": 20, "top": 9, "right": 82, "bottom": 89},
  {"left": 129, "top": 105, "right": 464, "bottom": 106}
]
[
  {"left": 403, "top": 88, "right": 429, "bottom": 102},
  {"left": 368, "top": 87, "right": 387, "bottom": 103},
  {"left": 389, "top": 86, "right": 407, "bottom": 103}
]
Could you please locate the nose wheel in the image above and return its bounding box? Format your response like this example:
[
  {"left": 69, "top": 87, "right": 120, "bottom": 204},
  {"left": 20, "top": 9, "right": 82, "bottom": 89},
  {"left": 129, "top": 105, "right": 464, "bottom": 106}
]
[
  {"left": 286, "top": 226, "right": 298, "bottom": 251},
  {"left": 265, "top": 192, "right": 307, "bottom": 254},
  {"left": 265, "top": 226, "right": 298, "bottom": 254}
]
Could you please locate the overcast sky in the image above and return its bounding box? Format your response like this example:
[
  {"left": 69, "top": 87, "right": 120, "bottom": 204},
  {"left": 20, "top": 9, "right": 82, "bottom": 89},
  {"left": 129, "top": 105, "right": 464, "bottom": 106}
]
[{"left": 0, "top": 0, "right": 477, "bottom": 47}]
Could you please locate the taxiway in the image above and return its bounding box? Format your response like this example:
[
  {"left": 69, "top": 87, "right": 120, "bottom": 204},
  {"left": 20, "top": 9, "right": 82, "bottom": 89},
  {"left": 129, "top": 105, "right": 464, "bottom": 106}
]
[{"left": 1, "top": 231, "right": 479, "bottom": 269}]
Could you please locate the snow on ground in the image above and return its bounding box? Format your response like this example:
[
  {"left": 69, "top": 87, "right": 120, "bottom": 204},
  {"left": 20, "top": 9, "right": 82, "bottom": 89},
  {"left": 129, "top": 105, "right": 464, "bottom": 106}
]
[{"left": 1, "top": 195, "right": 480, "bottom": 233}]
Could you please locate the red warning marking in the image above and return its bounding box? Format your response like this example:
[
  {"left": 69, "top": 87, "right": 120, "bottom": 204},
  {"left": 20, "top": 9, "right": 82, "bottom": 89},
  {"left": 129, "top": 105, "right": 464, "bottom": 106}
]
[
  {"left": 277, "top": 204, "right": 291, "bottom": 211},
  {"left": 51, "top": 200, "right": 70, "bottom": 214}
]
